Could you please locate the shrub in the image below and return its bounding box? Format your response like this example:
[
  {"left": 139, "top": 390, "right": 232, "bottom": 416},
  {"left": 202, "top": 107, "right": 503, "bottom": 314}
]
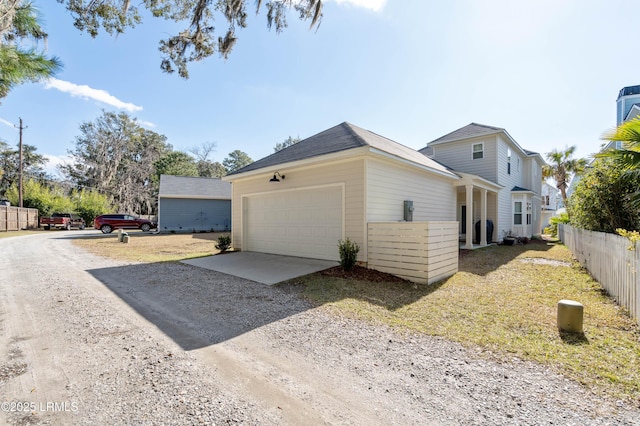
[
  {"left": 338, "top": 238, "right": 359, "bottom": 271},
  {"left": 546, "top": 212, "right": 569, "bottom": 237},
  {"left": 215, "top": 235, "right": 232, "bottom": 252}
]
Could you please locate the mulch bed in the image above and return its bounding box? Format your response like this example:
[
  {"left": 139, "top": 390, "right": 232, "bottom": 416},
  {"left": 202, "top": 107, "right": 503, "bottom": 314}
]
[{"left": 320, "top": 265, "right": 410, "bottom": 283}]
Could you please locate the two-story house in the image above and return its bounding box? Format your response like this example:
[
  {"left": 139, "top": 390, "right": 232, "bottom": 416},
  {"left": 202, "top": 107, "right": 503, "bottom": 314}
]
[
  {"left": 420, "top": 123, "right": 545, "bottom": 247},
  {"left": 541, "top": 181, "right": 561, "bottom": 231},
  {"left": 223, "top": 121, "right": 545, "bottom": 263}
]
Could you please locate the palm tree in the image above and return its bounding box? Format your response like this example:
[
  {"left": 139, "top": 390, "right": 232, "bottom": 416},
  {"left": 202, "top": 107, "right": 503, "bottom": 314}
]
[
  {"left": 542, "top": 146, "right": 587, "bottom": 208},
  {"left": 598, "top": 117, "right": 640, "bottom": 207},
  {"left": 0, "top": 1, "right": 61, "bottom": 100}
]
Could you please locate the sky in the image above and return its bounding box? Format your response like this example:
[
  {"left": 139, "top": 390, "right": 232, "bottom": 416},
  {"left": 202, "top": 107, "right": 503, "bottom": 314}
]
[{"left": 1, "top": 0, "right": 639, "bottom": 177}]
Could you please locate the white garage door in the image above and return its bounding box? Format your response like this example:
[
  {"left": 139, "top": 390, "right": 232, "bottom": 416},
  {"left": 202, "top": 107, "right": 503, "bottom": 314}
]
[{"left": 244, "top": 186, "right": 343, "bottom": 261}]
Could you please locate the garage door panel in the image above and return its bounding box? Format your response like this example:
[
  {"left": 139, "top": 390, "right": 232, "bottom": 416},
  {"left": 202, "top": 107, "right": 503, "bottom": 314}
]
[{"left": 244, "top": 187, "right": 343, "bottom": 261}]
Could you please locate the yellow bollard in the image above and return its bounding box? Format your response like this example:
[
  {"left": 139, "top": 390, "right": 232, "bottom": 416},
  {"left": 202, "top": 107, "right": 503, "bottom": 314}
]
[{"left": 557, "top": 299, "right": 584, "bottom": 333}]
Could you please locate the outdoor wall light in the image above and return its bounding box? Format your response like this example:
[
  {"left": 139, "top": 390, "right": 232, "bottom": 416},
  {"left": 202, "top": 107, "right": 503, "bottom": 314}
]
[{"left": 269, "top": 171, "right": 285, "bottom": 182}]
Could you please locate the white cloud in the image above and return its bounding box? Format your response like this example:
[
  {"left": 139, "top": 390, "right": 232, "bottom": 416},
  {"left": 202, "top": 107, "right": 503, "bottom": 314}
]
[
  {"left": 328, "top": 0, "right": 387, "bottom": 12},
  {"left": 43, "top": 153, "right": 73, "bottom": 177},
  {"left": 138, "top": 120, "right": 156, "bottom": 128},
  {"left": 43, "top": 78, "right": 143, "bottom": 112}
]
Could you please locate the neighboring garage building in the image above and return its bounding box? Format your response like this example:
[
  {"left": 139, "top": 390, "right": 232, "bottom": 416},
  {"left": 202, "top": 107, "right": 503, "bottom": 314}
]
[{"left": 158, "top": 175, "right": 231, "bottom": 233}]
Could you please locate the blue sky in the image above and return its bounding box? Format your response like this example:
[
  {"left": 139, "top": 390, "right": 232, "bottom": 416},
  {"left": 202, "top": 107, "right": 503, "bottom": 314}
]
[{"left": 1, "top": 0, "right": 639, "bottom": 177}]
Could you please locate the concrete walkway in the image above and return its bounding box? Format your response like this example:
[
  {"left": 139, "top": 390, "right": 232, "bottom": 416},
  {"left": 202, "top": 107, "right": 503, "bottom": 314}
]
[{"left": 181, "top": 252, "right": 338, "bottom": 285}]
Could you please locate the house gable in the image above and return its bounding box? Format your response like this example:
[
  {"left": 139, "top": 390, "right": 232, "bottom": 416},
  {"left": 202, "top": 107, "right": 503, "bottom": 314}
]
[{"left": 227, "top": 122, "right": 457, "bottom": 180}]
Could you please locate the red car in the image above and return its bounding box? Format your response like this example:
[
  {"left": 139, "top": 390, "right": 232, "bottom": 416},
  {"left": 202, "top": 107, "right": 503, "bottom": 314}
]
[{"left": 94, "top": 214, "right": 157, "bottom": 234}]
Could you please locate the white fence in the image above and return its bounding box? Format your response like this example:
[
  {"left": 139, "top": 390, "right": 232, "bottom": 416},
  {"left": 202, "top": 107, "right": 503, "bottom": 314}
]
[
  {"left": 559, "top": 224, "right": 640, "bottom": 324},
  {"left": 367, "top": 221, "right": 458, "bottom": 284}
]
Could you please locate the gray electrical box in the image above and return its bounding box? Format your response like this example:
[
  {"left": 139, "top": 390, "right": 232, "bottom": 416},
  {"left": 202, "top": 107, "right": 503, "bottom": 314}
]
[{"left": 403, "top": 200, "right": 414, "bottom": 222}]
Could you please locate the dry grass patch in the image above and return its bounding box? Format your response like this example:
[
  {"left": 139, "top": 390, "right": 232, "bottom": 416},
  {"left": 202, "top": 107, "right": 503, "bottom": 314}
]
[
  {"left": 71, "top": 232, "right": 227, "bottom": 263},
  {"left": 0, "top": 229, "right": 47, "bottom": 239},
  {"left": 288, "top": 240, "right": 640, "bottom": 402}
]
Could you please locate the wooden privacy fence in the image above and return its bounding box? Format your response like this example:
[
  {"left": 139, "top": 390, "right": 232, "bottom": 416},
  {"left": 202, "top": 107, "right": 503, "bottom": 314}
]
[
  {"left": 0, "top": 205, "right": 39, "bottom": 231},
  {"left": 559, "top": 224, "right": 639, "bottom": 325},
  {"left": 368, "top": 221, "right": 458, "bottom": 284}
]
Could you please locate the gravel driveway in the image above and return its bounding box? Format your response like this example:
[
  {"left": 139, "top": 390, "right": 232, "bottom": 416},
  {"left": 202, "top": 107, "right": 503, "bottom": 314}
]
[{"left": 1, "top": 232, "right": 638, "bottom": 425}]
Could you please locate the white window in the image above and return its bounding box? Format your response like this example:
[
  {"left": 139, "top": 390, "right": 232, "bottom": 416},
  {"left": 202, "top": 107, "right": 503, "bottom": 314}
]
[
  {"left": 473, "top": 143, "right": 484, "bottom": 160},
  {"left": 507, "top": 148, "right": 511, "bottom": 174},
  {"left": 514, "top": 201, "right": 523, "bottom": 225}
]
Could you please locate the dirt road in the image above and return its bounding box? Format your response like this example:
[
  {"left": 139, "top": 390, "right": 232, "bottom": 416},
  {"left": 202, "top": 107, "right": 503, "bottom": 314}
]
[{"left": 1, "top": 232, "right": 637, "bottom": 425}]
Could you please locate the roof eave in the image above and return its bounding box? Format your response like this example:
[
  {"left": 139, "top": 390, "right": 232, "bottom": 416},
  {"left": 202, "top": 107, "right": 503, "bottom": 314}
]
[
  {"left": 222, "top": 146, "right": 371, "bottom": 182},
  {"left": 368, "top": 148, "right": 460, "bottom": 180}
]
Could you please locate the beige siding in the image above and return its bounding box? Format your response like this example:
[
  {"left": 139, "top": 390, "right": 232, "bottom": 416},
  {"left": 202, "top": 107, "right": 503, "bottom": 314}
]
[
  {"left": 230, "top": 158, "right": 366, "bottom": 260},
  {"left": 368, "top": 221, "right": 458, "bottom": 284},
  {"left": 432, "top": 136, "right": 497, "bottom": 182},
  {"left": 366, "top": 158, "right": 456, "bottom": 222}
]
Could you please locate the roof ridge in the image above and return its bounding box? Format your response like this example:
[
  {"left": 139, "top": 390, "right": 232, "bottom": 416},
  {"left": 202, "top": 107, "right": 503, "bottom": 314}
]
[
  {"left": 342, "top": 122, "right": 369, "bottom": 147},
  {"left": 469, "top": 122, "right": 504, "bottom": 131}
]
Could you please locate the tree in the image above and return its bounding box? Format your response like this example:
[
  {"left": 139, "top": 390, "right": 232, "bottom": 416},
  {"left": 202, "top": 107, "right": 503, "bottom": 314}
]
[
  {"left": 6, "top": 178, "right": 112, "bottom": 222},
  {"left": 568, "top": 158, "right": 640, "bottom": 233},
  {"left": 5, "top": 178, "right": 72, "bottom": 216},
  {"left": 0, "top": 1, "right": 62, "bottom": 100},
  {"left": 274, "top": 136, "right": 300, "bottom": 152},
  {"left": 189, "top": 141, "right": 226, "bottom": 177},
  {"left": 154, "top": 151, "right": 199, "bottom": 181},
  {"left": 223, "top": 150, "right": 253, "bottom": 173},
  {"left": 58, "top": 0, "right": 323, "bottom": 78},
  {"left": 61, "top": 111, "right": 170, "bottom": 215},
  {"left": 542, "top": 146, "right": 587, "bottom": 209},
  {"left": 198, "top": 161, "right": 227, "bottom": 178},
  {"left": 598, "top": 117, "right": 640, "bottom": 209},
  {"left": 0, "top": 140, "right": 50, "bottom": 195},
  {"left": 71, "top": 188, "right": 113, "bottom": 224}
]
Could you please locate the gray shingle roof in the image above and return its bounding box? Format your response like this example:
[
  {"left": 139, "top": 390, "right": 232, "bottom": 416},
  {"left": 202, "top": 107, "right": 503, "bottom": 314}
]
[
  {"left": 425, "top": 123, "right": 544, "bottom": 163},
  {"left": 228, "top": 122, "right": 456, "bottom": 177},
  {"left": 426, "top": 123, "right": 504, "bottom": 146},
  {"left": 159, "top": 175, "right": 231, "bottom": 199}
]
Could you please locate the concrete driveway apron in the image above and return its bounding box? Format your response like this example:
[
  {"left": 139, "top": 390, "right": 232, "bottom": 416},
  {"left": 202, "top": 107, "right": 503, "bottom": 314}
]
[{"left": 181, "top": 252, "right": 338, "bottom": 285}]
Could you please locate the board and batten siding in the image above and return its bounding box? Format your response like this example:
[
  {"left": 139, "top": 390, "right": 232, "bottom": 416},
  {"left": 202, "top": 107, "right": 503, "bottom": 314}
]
[
  {"left": 432, "top": 137, "right": 497, "bottom": 183},
  {"left": 368, "top": 221, "right": 458, "bottom": 284},
  {"left": 366, "top": 158, "right": 456, "bottom": 222},
  {"left": 230, "top": 158, "right": 366, "bottom": 259},
  {"left": 158, "top": 198, "right": 231, "bottom": 232}
]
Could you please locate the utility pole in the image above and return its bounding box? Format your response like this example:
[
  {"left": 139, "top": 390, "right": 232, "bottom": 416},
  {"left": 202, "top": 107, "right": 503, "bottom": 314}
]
[{"left": 15, "top": 118, "right": 26, "bottom": 208}]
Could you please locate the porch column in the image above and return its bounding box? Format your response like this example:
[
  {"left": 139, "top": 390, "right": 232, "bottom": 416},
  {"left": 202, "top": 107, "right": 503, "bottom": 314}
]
[
  {"left": 480, "top": 188, "right": 487, "bottom": 246},
  {"left": 465, "top": 184, "right": 473, "bottom": 250}
]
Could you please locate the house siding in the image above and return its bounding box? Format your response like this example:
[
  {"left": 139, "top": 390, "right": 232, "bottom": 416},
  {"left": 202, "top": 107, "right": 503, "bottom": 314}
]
[
  {"left": 366, "top": 158, "right": 456, "bottom": 222},
  {"left": 230, "top": 158, "right": 366, "bottom": 260},
  {"left": 495, "top": 136, "right": 521, "bottom": 238},
  {"left": 158, "top": 198, "right": 231, "bottom": 232},
  {"left": 432, "top": 136, "right": 497, "bottom": 182}
]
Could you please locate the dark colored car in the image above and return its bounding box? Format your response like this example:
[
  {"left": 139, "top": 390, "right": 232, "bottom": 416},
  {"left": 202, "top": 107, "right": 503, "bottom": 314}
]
[{"left": 94, "top": 214, "right": 157, "bottom": 234}]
